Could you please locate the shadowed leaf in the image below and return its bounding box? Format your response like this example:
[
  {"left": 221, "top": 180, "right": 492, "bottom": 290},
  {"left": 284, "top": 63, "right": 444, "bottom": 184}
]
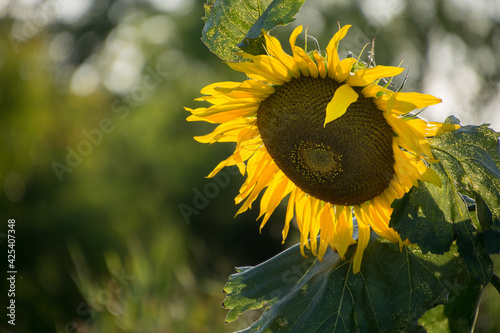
[{"left": 223, "top": 236, "right": 470, "bottom": 332}]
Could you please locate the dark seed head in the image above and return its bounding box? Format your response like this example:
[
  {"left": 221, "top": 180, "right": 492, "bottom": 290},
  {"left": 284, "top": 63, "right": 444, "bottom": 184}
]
[{"left": 257, "top": 76, "right": 395, "bottom": 205}]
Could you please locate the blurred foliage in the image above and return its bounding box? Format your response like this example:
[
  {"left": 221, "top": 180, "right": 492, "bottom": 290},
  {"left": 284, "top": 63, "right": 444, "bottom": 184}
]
[{"left": 0, "top": 0, "right": 499, "bottom": 332}]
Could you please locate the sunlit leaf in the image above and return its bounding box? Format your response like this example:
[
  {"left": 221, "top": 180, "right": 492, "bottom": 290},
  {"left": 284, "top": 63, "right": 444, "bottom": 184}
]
[
  {"left": 223, "top": 236, "right": 470, "bottom": 332},
  {"left": 202, "top": 0, "right": 305, "bottom": 61},
  {"left": 430, "top": 118, "right": 500, "bottom": 230},
  {"left": 418, "top": 274, "right": 482, "bottom": 333}
]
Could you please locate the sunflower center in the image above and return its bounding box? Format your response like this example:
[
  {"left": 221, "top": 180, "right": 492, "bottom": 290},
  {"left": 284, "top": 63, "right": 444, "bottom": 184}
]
[{"left": 257, "top": 76, "right": 395, "bottom": 205}]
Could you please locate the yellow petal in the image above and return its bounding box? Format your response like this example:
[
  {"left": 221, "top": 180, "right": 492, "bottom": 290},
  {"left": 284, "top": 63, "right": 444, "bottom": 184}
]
[
  {"left": 292, "top": 46, "right": 310, "bottom": 76},
  {"left": 346, "top": 66, "right": 405, "bottom": 86},
  {"left": 258, "top": 172, "right": 294, "bottom": 230},
  {"left": 206, "top": 143, "right": 259, "bottom": 178},
  {"left": 226, "top": 61, "right": 286, "bottom": 85},
  {"left": 318, "top": 204, "right": 335, "bottom": 260},
  {"left": 407, "top": 119, "right": 460, "bottom": 137},
  {"left": 194, "top": 117, "right": 256, "bottom": 143},
  {"left": 248, "top": 54, "right": 292, "bottom": 83},
  {"left": 333, "top": 205, "right": 354, "bottom": 260},
  {"left": 324, "top": 84, "right": 359, "bottom": 126},
  {"left": 235, "top": 149, "right": 270, "bottom": 204},
  {"left": 313, "top": 50, "right": 326, "bottom": 79},
  {"left": 387, "top": 115, "right": 426, "bottom": 158},
  {"left": 335, "top": 58, "right": 357, "bottom": 82},
  {"left": 420, "top": 167, "right": 442, "bottom": 187},
  {"left": 236, "top": 160, "right": 278, "bottom": 215},
  {"left": 361, "top": 84, "right": 390, "bottom": 98},
  {"left": 296, "top": 195, "right": 312, "bottom": 244},
  {"left": 214, "top": 80, "right": 275, "bottom": 94},
  {"left": 289, "top": 25, "right": 303, "bottom": 50},
  {"left": 308, "top": 199, "right": 322, "bottom": 257},
  {"left": 362, "top": 203, "right": 400, "bottom": 243},
  {"left": 283, "top": 187, "right": 299, "bottom": 242},
  {"left": 263, "top": 33, "right": 300, "bottom": 77},
  {"left": 326, "top": 25, "right": 351, "bottom": 79},
  {"left": 393, "top": 92, "right": 442, "bottom": 109},
  {"left": 352, "top": 210, "right": 371, "bottom": 274}
]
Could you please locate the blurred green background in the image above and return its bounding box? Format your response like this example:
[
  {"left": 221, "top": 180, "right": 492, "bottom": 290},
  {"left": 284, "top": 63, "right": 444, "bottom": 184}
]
[{"left": 1, "top": 0, "right": 499, "bottom": 332}]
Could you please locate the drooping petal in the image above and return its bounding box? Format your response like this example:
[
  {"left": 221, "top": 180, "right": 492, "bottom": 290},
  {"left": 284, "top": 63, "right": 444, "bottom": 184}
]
[{"left": 324, "top": 84, "right": 359, "bottom": 126}]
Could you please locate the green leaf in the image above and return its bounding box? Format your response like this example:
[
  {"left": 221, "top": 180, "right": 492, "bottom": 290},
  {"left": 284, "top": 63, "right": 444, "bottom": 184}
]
[
  {"left": 427, "top": 120, "right": 499, "bottom": 285},
  {"left": 202, "top": 0, "right": 305, "bottom": 61},
  {"left": 237, "top": 0, "right": 305, "bottom": 49},
  {"left": 454, "top": 219, "right": 493, "bottom": 286},
  {"left": 475, "top": 195, "right": 494, "bottom": 230},
  {"left": 418, "top": 274, "right": 482, "bottom": 333},
  {"left": 223, "top": 236, "right": 470, "bottom": 332},
  {"left": 389, "top": 162, "right": 460, "bottom": 255},
  {"left": 391, "top": 118, "right": 498, "bottom": 285},
  {"left": 482, "top": 229, "right": 500, "bottom": 254},
  {"left": 223, "top": 244, "right": 318, "bottom": 323},
  {"left": 430, "top": 121, "right": 500, "bottom": 230}
]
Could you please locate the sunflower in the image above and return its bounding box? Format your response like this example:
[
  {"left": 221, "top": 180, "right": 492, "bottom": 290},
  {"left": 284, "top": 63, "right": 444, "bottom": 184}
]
[{"left": 186, "top": 25, "right": 459, "bottom": 273}]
